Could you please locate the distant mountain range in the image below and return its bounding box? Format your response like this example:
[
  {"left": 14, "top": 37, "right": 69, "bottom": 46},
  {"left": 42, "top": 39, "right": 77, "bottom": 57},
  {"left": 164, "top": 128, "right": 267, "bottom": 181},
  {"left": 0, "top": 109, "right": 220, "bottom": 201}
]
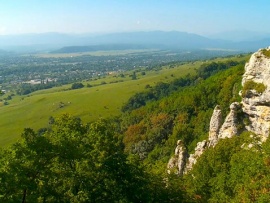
[
  {"left": 208, "top": 30, "right": 270, "bottom": 42},
  {"left": 0, "top": 31, "right": 270, "bottom": 53}
]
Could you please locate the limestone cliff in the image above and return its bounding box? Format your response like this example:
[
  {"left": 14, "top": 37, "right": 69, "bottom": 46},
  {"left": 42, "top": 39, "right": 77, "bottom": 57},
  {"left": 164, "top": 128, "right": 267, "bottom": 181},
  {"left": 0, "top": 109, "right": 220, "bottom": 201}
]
[
  {"left": 241, "top": 48, "right": 270, "bottom": 139},
  {"left": 168, "top": 47, "right": 270, "bottom": 175}
]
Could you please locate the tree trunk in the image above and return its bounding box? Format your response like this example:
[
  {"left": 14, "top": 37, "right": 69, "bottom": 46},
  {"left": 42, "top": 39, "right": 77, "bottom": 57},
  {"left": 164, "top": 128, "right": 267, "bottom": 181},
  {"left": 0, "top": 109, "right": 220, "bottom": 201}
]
[{"left": 22, "top": 189, "right": 27, "bottom": 203}]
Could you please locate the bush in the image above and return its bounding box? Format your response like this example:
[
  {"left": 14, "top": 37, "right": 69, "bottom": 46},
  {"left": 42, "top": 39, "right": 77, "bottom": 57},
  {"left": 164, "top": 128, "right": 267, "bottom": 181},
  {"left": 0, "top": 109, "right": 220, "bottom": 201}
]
[
  {"left": 71, "top": 82, "right": 84, "bottom": 89},
  {"left": 242, "top": 80, "right": 266, "bottom": 97},
  {"left": 261, "top": 48, "right": 270, "bottom": 58}
]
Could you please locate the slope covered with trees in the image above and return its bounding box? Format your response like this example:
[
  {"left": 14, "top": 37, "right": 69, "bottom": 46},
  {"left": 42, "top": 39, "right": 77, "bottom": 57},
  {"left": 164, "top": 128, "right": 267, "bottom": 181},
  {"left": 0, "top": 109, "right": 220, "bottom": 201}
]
[
  {"left": 0, "top": 114, "right": 185, "bottom": 202},
  {"left": 184, "top": 132, "right": 270, "bottom": 202},
  {"left": 2, "top": 54, "right": 270, "bottom": 202},
  {"left": 119, "top": 60, "right": 244, "bottom": 165}
]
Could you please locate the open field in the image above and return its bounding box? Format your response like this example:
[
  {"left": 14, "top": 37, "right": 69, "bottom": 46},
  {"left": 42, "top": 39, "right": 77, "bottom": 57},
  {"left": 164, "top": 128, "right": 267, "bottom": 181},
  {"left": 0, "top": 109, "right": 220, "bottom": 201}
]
[
  {"left": 0, "top": 54, "right": 249, "bottom": 147},
  {"left": 35, "top": 49, "right": 161, "bottom": 57},
  {"left": 0, "top": 62, "right": 195, "bottom": 146}
]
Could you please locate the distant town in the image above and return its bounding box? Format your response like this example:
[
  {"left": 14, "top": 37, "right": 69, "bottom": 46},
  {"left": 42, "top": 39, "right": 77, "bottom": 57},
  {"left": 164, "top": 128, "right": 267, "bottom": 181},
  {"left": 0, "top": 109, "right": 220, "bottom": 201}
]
[{"left": 0, "top": 49, "right": 240, "bottom": 96}]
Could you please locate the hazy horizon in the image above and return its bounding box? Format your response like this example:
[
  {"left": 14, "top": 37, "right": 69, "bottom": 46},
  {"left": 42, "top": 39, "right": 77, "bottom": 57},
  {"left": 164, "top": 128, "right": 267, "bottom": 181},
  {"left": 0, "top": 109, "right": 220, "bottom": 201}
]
[{"left": 1, "top": 0, "right": 270, "bottom": 36}]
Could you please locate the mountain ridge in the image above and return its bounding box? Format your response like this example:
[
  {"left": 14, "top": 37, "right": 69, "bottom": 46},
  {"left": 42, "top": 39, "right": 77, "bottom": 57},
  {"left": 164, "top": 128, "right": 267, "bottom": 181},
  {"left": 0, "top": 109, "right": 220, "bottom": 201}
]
[{"left": 1, "top": 31, "right": 270, "bottom": 53}]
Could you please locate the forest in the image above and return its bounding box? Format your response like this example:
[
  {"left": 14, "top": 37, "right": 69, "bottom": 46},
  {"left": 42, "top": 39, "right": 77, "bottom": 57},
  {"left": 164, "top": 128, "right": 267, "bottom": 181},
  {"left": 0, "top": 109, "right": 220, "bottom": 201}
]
[{"left": 2, "top": 54, "right": 269, "bottom": 202}]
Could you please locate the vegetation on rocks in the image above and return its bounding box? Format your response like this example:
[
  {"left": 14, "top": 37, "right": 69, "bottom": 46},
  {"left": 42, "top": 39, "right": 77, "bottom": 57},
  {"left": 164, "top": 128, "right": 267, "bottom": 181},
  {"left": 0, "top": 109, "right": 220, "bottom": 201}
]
[
  {"left": 261, "top": 48, "right": 270, "bottom": 58},
  {"left": 242, "top": 80, "right": 266, "bottom": 97}
]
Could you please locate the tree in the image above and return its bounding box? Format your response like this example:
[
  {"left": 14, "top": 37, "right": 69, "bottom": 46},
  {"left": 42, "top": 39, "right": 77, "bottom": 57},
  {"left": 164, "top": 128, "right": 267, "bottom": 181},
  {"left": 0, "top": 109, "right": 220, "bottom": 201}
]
[
  {"left": 131, "top": 72, "right": 137, "bottom": 80},
  {"left": 0, "top": 114, "right": 151, "bottom": 202},
  {"left": 71, "top": 82, "right": 84, "bottom": 89}
]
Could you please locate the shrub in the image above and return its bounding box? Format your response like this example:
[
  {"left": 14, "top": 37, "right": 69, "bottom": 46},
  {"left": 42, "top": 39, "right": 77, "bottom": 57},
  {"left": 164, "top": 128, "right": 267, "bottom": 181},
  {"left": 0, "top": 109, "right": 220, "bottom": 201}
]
[
  {"left": 71, "top": 82, "right": 84, "bottom": 89},
  {"left": 242, "top": 80, "right": 266, "bottom": 97},
  {"left": 261, "top": 48, "right": 270, "bottom": 58}
]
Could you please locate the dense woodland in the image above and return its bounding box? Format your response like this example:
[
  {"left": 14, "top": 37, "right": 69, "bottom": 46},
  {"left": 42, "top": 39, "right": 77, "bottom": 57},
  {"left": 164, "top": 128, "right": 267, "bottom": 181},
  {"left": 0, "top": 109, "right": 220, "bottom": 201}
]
[{"left": 2, "top": 55, "right": 270, "bottom": 202}]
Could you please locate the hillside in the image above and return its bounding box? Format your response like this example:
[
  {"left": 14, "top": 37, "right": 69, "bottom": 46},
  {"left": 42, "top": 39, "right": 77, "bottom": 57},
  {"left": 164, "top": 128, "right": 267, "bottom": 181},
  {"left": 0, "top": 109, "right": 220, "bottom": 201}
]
[
  {"left": 3, "top": 50, "right": 270, "bottom": 202},
  {"left": 167, "top": 47, "right": 270, "bottom": 202},
  {"left": 0, "top": 59, "right": 198, "bottom": 146}
]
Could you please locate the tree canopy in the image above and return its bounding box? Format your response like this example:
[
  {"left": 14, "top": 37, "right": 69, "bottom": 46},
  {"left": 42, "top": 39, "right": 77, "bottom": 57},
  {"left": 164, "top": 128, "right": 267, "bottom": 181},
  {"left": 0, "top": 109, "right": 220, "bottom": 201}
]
[{"left": 0, "top": 114, "right": 185, "bottom": 202}]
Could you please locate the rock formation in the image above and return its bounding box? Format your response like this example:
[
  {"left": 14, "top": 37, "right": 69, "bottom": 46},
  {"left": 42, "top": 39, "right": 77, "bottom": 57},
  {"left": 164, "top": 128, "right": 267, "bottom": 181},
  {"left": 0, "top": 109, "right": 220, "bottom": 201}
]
[
  {"left": 208, "top": 105, "right": 222, "bottom": 147},
  {"left": 185, "top": 140, "right": 207, "bottom": 172},
  {"left": 241, "top": 48, "right": 270, "bottom": 139},
  {"left": 218, "top": 102, "right": 241, "bottom": 139},
  {"left": 167, "top": 140, "right": 188, "bottom": 175},
  {"left": 168, "top": 47, "right": 270, "bottom": 175},
  {"left": 168, "top": 101, "right": 242, "bottom": 175}
]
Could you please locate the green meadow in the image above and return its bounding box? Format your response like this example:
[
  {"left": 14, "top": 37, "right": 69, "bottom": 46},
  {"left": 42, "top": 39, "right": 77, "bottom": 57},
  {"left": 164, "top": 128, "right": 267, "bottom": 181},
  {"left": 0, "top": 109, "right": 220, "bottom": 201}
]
[
  {"left": 0, "top": 61, "right": 195, "bottom": 146},
  {"left": 0, "top": 54, "right": 248, "bottom": 147}
]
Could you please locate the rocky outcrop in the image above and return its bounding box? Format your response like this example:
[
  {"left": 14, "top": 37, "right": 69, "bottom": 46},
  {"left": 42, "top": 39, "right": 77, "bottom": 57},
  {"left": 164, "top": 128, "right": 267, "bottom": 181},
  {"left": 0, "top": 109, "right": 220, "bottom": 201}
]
[
  {"left": 168, "top": 103, "right": 241, "bottom": 175},
  {"left": 168, "top": 139, "right": 208, "bottom": 175},
  {"left": 167, "top": 140, "right": 188, "bottom": 175},
  {"left": 208, "top": 105, "right": 222, "bottom": 147},
  {"left": 185, "top": 140, "right": 207, "bottom": 172},
  {"left": 241, "top": 48, "right": 270, "bottom": 138},
  {"left": 218, "top": 102, "right": 241, "bottom": 139},
  {"left": 168, "top": 47, "right": 270, "bottom": 175}
]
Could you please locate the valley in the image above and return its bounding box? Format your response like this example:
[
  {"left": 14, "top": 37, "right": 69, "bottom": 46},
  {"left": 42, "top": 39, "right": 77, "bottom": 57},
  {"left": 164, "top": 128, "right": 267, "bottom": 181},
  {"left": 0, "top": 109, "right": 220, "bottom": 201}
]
[
  {"left": 2, "top": 1, "right": 270, "bottom": 202},
  {"left": 0, "top": 49, "right": 244, "bottom": 147}
]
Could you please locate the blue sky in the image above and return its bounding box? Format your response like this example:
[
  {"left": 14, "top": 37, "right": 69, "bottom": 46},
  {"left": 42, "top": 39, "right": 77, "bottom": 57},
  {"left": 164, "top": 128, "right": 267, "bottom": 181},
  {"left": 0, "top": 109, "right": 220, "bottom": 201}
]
[{"left": 0, "top": 0, "right": 269, "bottom": 35}]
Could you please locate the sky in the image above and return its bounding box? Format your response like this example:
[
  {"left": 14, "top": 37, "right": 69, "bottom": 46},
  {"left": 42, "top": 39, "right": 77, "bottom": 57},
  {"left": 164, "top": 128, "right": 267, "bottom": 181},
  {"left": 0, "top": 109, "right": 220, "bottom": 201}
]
[{"left": 0, "top": 0, "right": 270, "bottom": 36}]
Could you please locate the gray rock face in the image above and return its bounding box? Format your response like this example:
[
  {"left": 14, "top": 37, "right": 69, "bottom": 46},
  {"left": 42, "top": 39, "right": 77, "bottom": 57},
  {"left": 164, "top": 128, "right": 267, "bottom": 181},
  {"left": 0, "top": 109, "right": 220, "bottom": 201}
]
[
  {"left": 168, "top": 103, "right": 242, "bottom": 175},
  {"left": 167, "top": 140, "right": 188, "bottom": 175},
  {"left": 241, "top": 48, "right": 270, "bottom": 138},
  {"left": 218, "top": 102, "right": 240, "bottom": 139},
  {"left": 185, "top": 140, "right": 207, "bottom": 172},
  {"left": 208, "top": 105, "right": 222, "bottom": 147},
  {"left": 168, "top": 47, "right": 270, "bottom": 175}
]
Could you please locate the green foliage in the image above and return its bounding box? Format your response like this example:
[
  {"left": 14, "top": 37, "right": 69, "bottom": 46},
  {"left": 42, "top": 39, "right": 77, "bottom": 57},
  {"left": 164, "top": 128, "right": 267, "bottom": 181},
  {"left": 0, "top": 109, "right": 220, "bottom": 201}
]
[
  {"left": 0, "top": 115, "right": 143, "bottom": 202},
  {"left": 17, "top": 82, "right": 58, "bottom": 95},
  {"left": 184, "top": 132, "right": 270, "bottom": 202},
  {"left": 0, "top": 114, "right": 186, "bottom": 202},
  {"left": 122, "top": 60, "right": 242, "bottom": 112},
  {"left": 0, "top": 55, "right": 246, "bottom": 147},
  {"left": 261, "top": 48, "right": 270, "bottom": 58},
  {"left": 242, "top": 80, "right": 266, "bottom": 97},
  {"left": 120, "top": 62, "right": 244, "bottom": 163},
  {"left": 197, "top": 60, "right": 239, "bottom": 79},
  {"left": 131, "top": 72, "right": 137, "bottom": 80},
  {"left": 71, "top": 82, "right": 84, "bottom": 89}
]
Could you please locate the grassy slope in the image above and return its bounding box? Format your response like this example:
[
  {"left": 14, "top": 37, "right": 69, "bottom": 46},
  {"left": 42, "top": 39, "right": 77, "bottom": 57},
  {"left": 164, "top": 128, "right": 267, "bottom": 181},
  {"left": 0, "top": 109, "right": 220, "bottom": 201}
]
[
  {"left": 0, "top": 62, "right": 196, "bottom": 147},
  {"left": 0, "top": 54, "right": 247, "bottom": 147}
]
